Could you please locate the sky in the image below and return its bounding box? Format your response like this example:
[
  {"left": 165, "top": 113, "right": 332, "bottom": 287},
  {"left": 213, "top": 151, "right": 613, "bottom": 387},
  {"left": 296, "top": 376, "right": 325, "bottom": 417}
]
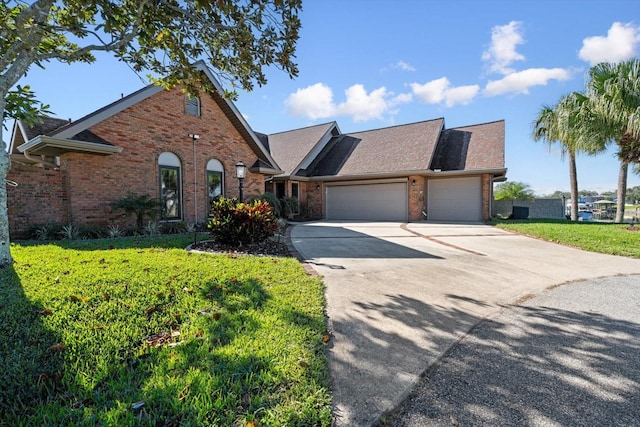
[{"left": 6, "top": 0, "right": 640, "bottom": 195}]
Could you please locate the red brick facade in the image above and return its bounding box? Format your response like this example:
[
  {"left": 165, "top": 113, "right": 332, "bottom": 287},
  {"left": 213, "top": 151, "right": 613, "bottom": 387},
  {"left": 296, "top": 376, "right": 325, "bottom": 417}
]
[{"left": 7, "top": 86, "right": 266, "bottom": 238}]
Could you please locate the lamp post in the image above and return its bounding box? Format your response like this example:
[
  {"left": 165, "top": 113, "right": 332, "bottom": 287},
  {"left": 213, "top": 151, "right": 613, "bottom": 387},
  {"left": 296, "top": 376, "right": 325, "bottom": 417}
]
[{"left": 235, "top": 161, "right": 246, "bottom": 202}]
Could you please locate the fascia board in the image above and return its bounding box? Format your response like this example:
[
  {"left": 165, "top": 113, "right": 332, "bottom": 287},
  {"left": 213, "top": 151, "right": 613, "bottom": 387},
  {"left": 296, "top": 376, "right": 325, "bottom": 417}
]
[
  {"left": 18, "top": 136, "right": 123, "bottom": 155},
  {"left": 195, "top": 62, "right": 282, "bottom": 171},
  {"left": 307, "top": 167, "right": 508, "bottom": 182},
  {"left": 51, "top": 85, "right": 164, "bottom": 140},
  {"left": 291, "top": 122, "right": 339, "bottom": 176}
]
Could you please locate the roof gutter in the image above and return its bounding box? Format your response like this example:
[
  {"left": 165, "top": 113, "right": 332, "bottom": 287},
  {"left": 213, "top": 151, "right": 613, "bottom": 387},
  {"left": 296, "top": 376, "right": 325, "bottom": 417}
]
[
  {"left": 275, "top": 167, "right": 508, "bottom": 182},
  {"left": 21, "top": 150, "right": 60, "bottom": 170},
  {"left": 18, "top": 135, "right": 123, "bottom": 156}
]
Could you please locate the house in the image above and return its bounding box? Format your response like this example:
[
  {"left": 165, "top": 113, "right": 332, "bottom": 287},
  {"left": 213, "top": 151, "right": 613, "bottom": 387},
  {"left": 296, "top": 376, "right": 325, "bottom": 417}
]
[
  {"left": 7, "top": 62, "right": 282, "bottom": 238},
  {"left": 262, "top": 119, "right": 506, "bottom": 222},
  {"left": 7, "top": 63, "right": 506, "bottom": 238}
]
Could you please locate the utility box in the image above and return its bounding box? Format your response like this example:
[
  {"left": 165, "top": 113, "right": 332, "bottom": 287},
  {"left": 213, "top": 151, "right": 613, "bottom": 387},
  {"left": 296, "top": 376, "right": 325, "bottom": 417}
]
[{"left": 512, "top": 206, "right": 529, "bottom": 219}]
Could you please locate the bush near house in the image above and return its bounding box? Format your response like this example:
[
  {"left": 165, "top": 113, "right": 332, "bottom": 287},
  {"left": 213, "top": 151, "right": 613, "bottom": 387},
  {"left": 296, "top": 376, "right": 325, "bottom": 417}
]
[
  {"left": 208, "top": 197, "right": 279, "bottom": 245},
  {"left": 110, "top": 193, "right": 162, "bottom": 233}
]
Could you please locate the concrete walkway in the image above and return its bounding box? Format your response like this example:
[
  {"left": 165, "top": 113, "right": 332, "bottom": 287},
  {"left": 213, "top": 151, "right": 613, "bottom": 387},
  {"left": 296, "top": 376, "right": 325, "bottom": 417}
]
[{"left": 289, "top": 221, "right": 640, "bottom": 427}]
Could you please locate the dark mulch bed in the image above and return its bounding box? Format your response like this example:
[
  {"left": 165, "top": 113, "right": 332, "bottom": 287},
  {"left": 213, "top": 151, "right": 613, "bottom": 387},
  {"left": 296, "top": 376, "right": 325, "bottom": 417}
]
[{"left": 190, "top": 238, "right": 290, "bottom": 257}]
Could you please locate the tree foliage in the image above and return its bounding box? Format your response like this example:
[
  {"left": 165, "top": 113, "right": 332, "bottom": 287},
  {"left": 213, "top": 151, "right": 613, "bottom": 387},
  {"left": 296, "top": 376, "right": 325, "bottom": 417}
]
[
  {"left": 494, "top": 181, "right": 535, "bottom": 201},
  {"left": 585, "top": 59, "right": 640, "bottom": 222},
  {"left": 532, "top": 92, "right": 603, "bottom": 220},
  {"left": 0, "top": 0, "right": 302, "bottom": 267}
]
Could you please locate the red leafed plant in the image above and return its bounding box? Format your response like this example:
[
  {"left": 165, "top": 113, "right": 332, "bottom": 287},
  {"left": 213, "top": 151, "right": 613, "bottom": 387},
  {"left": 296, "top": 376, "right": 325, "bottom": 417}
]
[{"left": 208, "top": 198, "right": 279, "bottom": 246}]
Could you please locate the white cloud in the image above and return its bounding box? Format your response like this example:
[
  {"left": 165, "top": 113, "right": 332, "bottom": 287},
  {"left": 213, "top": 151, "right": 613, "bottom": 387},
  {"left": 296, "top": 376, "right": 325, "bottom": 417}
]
[
  {"left": 410, "top": 77, "right": 450, "bottom": 104},
  {"left": 483, "top": 68, "right": 574, "bottom": 96},
  {"left": 336, "top": 85, "right": 389, "bottom": 122},
  {"left": 482, "top": 21, "right": 526, "bottom": 75},
  {"left": 284, "top": 83, "right": 335, "bottom": 119},
  {"left": 394, "top": 60, "right": 417, "bottom": 72},
  {"left": 410, "top": 77, "right": 479, "bottom": 107},
  {"left": 579, "top": 22, "right": 640, "bottom": 65},
  {"left": 444, "top": 85, "right": 481, "bottom": 107},
  {"left": 285, "top": 83, "right": 411, "bottom": 122},
  {"left": 390, "top": 92, "right": 413, "bottom": 105}
]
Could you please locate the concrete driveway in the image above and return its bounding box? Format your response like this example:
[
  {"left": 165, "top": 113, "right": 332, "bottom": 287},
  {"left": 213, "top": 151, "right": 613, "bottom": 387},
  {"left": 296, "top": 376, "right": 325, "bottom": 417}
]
[{"left": 288, "top": 221, "right": 640, "bottom": 427}]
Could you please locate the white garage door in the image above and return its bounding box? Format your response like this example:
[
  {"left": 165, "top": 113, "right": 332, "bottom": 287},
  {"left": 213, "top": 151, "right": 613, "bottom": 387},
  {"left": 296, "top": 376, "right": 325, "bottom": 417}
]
[
  {"left": 427, "top": 177, "right": 482, "bottom": 221},
  {"left": 326, "top": 182, "right": 408, "bottom": 221}
]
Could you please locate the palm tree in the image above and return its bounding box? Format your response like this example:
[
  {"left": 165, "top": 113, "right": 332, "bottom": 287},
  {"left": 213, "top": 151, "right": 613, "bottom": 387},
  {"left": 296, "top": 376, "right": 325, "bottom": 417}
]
[
  {"left": 533, "top": 92, "right": 604, "bottom": 221},
  {"left": 586, "top": 59, "right": 640, "bottom": 223}
]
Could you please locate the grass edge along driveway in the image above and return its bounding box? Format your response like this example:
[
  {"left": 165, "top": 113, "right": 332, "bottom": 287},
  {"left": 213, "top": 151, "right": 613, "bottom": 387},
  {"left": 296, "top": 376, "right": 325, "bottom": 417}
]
[
  {"left": 0, "top": 235, "right": 332, "bottom": 426},
  {"left": 491, "top": 219, "right": 640, "bottom": 258}
]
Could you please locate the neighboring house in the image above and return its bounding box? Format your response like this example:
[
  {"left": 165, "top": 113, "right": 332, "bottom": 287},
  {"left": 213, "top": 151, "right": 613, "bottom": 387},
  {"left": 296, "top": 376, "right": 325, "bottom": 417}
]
[
  {"left": 7, "top": 63, "right": 506, "bottom": 238},
  {"left": 7, "top": 62, "right": 281, "bottom": 238},
  {"left": 262, "top": 119, "right": 506, "bottom": 222}
]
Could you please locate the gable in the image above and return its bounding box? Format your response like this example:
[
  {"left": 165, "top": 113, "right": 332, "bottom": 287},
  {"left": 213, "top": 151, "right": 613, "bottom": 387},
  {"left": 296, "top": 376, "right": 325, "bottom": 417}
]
[
  {"left": 306, "top": 119, "right": 444, "bottom": 177},
  {"left": 12, "top": 62, "right": 281, "bottom": 173},
  {"left": 292, "top": 117, "right": 505, "bottom": 179},
  {"left": 266, "top": 122, "right": 338, "bottom": 175},
  {"left": 439, "top": 120, "right": 505, "bottom": 170}
]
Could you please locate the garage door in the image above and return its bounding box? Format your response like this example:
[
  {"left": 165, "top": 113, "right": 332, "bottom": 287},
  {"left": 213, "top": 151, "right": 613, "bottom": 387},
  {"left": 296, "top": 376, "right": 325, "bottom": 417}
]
[
  {"left": 326, "top": 182, "right": 408, "bottom": 221},
  {"left": 427, "top": 177, "right": 482, "bottom": 221}
]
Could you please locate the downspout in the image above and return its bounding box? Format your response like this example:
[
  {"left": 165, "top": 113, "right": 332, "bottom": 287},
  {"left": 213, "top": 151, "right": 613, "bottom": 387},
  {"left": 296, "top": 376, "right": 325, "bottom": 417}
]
[
  {"left": 190, "top": 134, "right": 200, "bottom": 225},
  {"left": 22, "top": 149, "right": 59, "bottom": 170}
]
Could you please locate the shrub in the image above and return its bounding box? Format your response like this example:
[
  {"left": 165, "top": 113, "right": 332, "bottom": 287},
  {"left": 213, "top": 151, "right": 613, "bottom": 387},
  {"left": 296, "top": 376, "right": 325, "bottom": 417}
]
[
  {"left": 26, "top": 223, "right": 65, "bottom": 240},
  {"left": 253, "top": 192, "right": 282, "bottom": 217},
  {"left": 78, "top": 224, "right": 108, "bottom": 239},
  {"left": 160, "top": 221, "right": 189, "bottom": 234},
  {"left": 107, "top": 224, "right": 123, "bottom": 238},
  {"left": 208, "top": 197, "right": 279, "bottom": 245},
  {"left": 110, "top": 193, "right": 161, "bottom": 232},
  {"left": 58, "top": 224, "right": 80, "bottom": 240},
  {"left": 281, "top": 196, "right": 298, "bottom": 218}
]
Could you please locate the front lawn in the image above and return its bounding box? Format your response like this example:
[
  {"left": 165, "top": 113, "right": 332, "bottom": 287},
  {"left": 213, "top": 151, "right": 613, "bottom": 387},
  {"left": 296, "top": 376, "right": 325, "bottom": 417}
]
[
  {"left": 0, "top": 235, "right": 331, "bottom": 426},
  {"left": 491, "top": 219, "right": 640, "bottom": 258}
]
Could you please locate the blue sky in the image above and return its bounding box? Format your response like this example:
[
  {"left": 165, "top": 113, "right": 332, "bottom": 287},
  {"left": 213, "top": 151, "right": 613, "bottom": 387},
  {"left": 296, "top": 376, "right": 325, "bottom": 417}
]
[{"left": 8, "top": 0, "right": 640, "bottom": 195}]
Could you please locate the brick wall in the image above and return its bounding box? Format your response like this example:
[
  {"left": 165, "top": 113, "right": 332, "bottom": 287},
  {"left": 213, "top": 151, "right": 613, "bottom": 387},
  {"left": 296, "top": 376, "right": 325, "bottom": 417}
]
[
  {"left": 408, "top": 175, "right": 426, "bottom": 221},
  {"left": 300, "top": 181, "right": 323, "bottom": 219},
  {"left": 8, "top": 85, "right": 266, "bottom": 234},
  {"left": 482, "top": 174, "right": 492, "bottom": 221},
  {"left": 7, "top": 161, "right": 68, "bottom": 238}
]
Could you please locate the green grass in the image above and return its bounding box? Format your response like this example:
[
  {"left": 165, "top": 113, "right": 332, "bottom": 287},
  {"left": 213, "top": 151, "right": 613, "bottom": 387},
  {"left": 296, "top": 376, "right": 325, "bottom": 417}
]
[
  {"left": 491, "top": 218, "right": 640, "bottom": 258},
  {"left": 0, "top": 235, "right": 331, "bottom": 426}
]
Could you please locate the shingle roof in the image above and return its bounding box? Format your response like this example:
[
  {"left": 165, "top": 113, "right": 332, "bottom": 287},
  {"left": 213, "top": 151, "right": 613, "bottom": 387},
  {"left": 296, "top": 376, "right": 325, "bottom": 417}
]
[
  {"left": 22, "top": 116, "right": 69, "bottom": 140},
  {"left": 300, "top": 135, "right": 360, "bottom": 177},
  {"left": 266, "top": 122, "right": 336, "bottom": 175},
  {"left": 444, "top": 120, "right": 505, "bottom": 170},
  {"left": 312, "top": 118, "right": 444, "bottom": 176}
]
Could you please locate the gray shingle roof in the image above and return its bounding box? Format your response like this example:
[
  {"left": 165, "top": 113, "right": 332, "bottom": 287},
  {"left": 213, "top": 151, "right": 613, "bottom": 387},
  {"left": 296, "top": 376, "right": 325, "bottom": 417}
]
[
  {"left": 266, "top": 122, "right": 336, "bottom": 175},
  {"left": 447, "top": 120, "right": 505, "bottom": 170},
  {"left": 22, "top": 116, "right": 69, "bottom": 140},
  {"left": 319, "top": 118, "right": 444, "bottom": 176}
]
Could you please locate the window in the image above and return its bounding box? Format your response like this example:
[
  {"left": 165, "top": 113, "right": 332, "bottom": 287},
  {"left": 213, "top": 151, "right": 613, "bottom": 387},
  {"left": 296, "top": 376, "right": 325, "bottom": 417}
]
[
  {"left": 186, "top": 95, "right": 200, "bottom": 116},
  {"left": 207, "top": 159, "right": 224, "bottom": 213},
  {"left": 291, "top": 182, "right": 300, "bottom": 215},
  {"left": 159, "top": 152, "right": 182, "bottom": 220}
]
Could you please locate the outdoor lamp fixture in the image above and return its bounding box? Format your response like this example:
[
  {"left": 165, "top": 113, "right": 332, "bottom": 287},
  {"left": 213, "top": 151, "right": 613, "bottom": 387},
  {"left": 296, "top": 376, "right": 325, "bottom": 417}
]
[{"left": 235, "top": 161, "right": 246, "bottom": 202}]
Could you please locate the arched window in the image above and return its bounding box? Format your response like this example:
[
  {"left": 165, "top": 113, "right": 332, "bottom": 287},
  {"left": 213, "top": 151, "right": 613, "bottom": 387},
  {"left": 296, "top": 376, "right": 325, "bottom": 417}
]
[
  {"left": 159, "top": 152, "right": 182, "bottom": 220},
  {"left": 186, "top": 95, "right": 200, "bottom": 117},
  {"left": 207, "top": 159, "right": 224, "bottom": 211}
]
